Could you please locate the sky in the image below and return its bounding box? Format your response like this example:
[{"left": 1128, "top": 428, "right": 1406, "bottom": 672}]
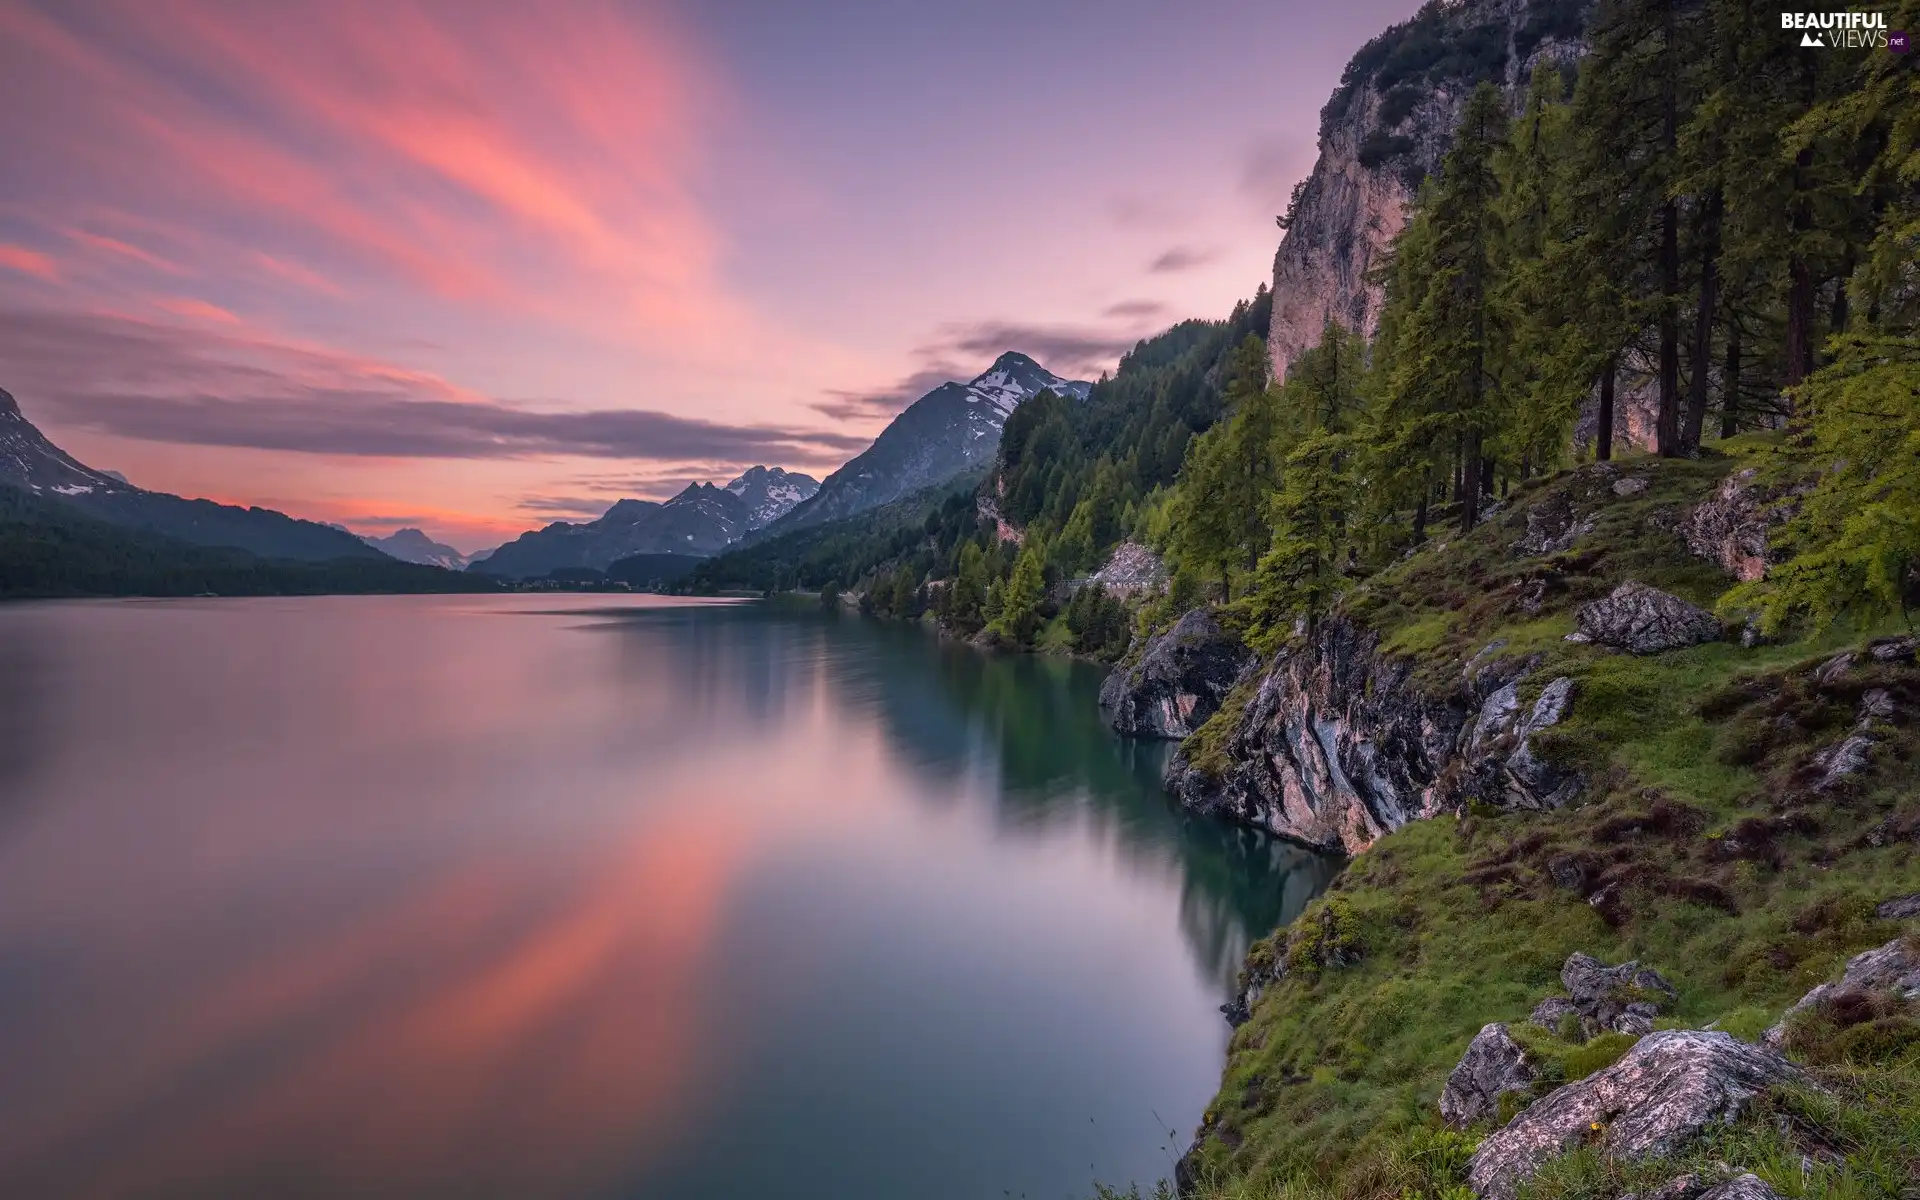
[{"left": 0, "top": 0, "right": 1419, "bottom": 552}]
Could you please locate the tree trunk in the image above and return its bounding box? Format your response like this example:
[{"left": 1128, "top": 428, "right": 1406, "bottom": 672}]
[
  {"left": 1720, "top": 322, "right": 1741, "bottom": 439},
  {"left": 1786, "top": 257, "right": 1815, "bottom": 389},
  {"left": 1658, "top": 199, "right": 1681, "bottom": 455},
  {"left": 1684, "top": 188, "right": 1721, "bottom": 453},
  {"left": 1413, "top": 491, "right": 1429, "bottom": 543},
  {"left": 1597, "top": 353, "right": 1617, "bottom": 462},
  {"left": 1460, "top": 432, "right": 1483, "bottom": 533},
  {"left": 1831, "top": 247, "right": 1853, "bottom": 336},
  {"left": 1655, "top": 0, "right": 1681, "bottom": 457}
]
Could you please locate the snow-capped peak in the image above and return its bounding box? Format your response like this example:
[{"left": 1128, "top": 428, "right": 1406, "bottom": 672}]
[
  {"left": 723, "top": 465, "right": 821, "bottom": 528},
  {"left": 962, "top": 352, "right": 1093, "bottom": 419}
]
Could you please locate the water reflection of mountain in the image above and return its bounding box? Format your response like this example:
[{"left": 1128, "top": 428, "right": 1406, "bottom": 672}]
[{"left": 598, "top": 604, "right": 1336, "bottom": 993}]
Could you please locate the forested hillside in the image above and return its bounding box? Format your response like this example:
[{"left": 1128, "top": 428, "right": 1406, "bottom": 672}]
[{"left": 0, "top": 484, "right": 500, "bottom": 598}]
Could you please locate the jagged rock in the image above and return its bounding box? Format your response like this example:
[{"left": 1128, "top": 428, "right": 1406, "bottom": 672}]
[
  {"left": 1514, "top": 489, "right": 1596, "bottom": 556},
  {"left": 1099, "top": 608, "right": 1251, "bottom": 739},
  {"left": 1683, "top": 469, "right": 1774, "bottom": 582},
  {"left": 1164, "top": 618, "right": 1571, "bottom": 854},
  {"left": 1877, "top": 893, "right": 1920, "bottom": 921},
  {"left": 1697, "top": 1174, "right": 1784, "bottom": 1200},
  {"left": 1529, "top": 996, "right": 1582, "bottom": 1034},
  {"left": 1441, "top": 1023, "right": 1538, "bottom": 1128},
  {"left": 1534, "top": 953, "right": 1677, "bottom": 1038},
  {"left": 1465, "top": 1031, "right": 1803, "bottom": 1200},
  {"left": 1575, "top": 582, "right": 1723, "bottom": 654},
  {"left": 1764, "top": 937, "right": 1920, "bottom": 1047},
  {"left": 1613, "top": 475, "right": 1652, "bottom": 497},
  {"left": 1810, "top": 687, "right": 1900, "bottom": 790}
]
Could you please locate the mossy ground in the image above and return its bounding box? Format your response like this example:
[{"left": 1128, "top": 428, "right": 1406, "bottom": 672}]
[{"left": 1133, "top": 446, "right": 1920, "bottom": 1200}]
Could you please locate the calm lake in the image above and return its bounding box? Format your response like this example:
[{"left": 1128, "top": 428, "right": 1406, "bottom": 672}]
[{"left": 0, "top": 594, "right": 1332, "bottom": 1199}]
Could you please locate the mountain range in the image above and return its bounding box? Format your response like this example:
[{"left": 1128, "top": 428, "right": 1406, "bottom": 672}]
[
  {"left": 1, "top": 388, "right": 384, "bottom": 562},
  {"left": 472, "top": 467, "right": 820, "bottom": 579},
  {"left": 759, "top": 352, "right": 1089, "bottom": 538}
]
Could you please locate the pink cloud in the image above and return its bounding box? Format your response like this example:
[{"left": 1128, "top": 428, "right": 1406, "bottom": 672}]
[
  {"left": 154, "top": 297, "right": 242, "bottom": 324},
  {"left": 0, "top": 243, "right": 59, "bottom": 280}
]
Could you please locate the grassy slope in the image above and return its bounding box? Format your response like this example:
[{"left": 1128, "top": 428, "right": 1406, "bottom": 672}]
[{"left": 1167, "top": 443, "right": 1920, "bottom": 1200}]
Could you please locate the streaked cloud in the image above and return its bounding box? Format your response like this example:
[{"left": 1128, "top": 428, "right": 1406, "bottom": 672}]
[
  {"left": 1147, "top": 245, "right": 1224, "bottom": 274},
  {"left": 0, "top": 309, "right": 866, "bottom": 465},
  {"left": 0, "top": 244, "right": 59, "bottom": 280}
]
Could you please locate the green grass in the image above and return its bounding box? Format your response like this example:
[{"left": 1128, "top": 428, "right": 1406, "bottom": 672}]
[{"left": 1153, "top": 448, "right": 1920, "bottom": 1200}]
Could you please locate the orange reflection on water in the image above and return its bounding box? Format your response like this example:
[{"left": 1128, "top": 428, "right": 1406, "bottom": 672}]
[{"left": 24, "top": 802, "right": 755, "bottom": 1199}]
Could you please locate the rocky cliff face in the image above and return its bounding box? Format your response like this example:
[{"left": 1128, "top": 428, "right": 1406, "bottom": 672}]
[
  {"left": 1268, "top": 0, "right": 1590, "bottom": 379},
  {"left": 1162, "top": 617, "right": 1578, "bottom": 855}
]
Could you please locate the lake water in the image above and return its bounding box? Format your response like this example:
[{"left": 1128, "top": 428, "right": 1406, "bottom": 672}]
[{"left": 0, "top": 594, "right": 1332, "bottom": 1199}]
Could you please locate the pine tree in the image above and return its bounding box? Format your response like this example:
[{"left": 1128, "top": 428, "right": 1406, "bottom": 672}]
[
  {"left": 1245, "top": 432, "right": 1354, "bottom": 650},
  {"left": 1384, "top": 82, "right": 1509, "bottom": 532}
]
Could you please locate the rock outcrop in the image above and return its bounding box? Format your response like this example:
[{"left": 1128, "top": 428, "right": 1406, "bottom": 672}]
[
  {"left": 1089, "top": 541, "right": 1167, "bottom": 596},
  {"left": 1763, "top": 937, "right": 1920, "bottom": 1048},
  {"left": 1441, "top": 1023, "right": 1538, "bottom": 1128},
  {"left": 1100, "top": 609, "right": 1252, "bottom": 739},
  {"left": 1267, "top": 0, "right": 1588, "bottom": 379},
  {"left": 1165, "top": 619, "right": 1578, "bottom": 854},
  {"left": 1529, "top": 952, "right": 1677, "bottom": 1038},
  {"left": 1682, "top": 469, "right": 1774, "bottom": 583},
  {"left": 1572, "top": 582, "right": 1723, "bottom": 654},
  {"left": 1465, "top": 1031, "right": 1803, "bottom": 1200}
]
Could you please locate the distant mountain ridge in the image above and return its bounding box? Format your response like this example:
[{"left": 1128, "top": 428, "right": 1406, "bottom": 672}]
[
  {"left": 363, "top": 527, "right": 468, "bottom": 570},
  {"left": 473, "top": 466, "right": 819, "bottom": 579},
  {"left": 760, "top": 352, "right": 1090, "bottom": 538},
  {"left": 0, "top": 387, "right": 383, "bottom": 562}
]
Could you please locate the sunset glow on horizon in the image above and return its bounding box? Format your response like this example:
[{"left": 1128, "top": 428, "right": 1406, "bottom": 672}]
[{"left": 0, "top": 0, "right": 1420, "bottom": 551}]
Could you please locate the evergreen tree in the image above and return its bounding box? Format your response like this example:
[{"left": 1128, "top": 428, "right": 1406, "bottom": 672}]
[
  {"left": 1245, "top": 432, "right": 1354, "bottom": 649},
  {"left": 1385, "top": 82, "right": 1509, "bottom": 531}
]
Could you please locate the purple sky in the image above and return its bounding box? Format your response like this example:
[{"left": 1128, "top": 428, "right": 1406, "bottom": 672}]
[{"left": 0, "top": 0, "right": 1417, "bottom": 550}]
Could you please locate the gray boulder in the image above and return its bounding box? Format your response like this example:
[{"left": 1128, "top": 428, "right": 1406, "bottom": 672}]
[
  {"left": 1099, "top": 608, "right": 1251, "bottom": 739},
  {"left": 1575, "top": 582, "right": 1723, "bottom": 654},
  {"left": 1441, "top": 1023, "right": 1538, "bottom": 1128},
  {"left": 1466, "top": 1030, "right": 1803, "bottom": 1200},
  {"left": 1533, "top": 953, "right": 1677, "bottom": 1038},
  {"left": 1764, "top": 937, "right": 1920, "bottom": 1048},
  {"left": 1877, "top": 893, "right": 1920, "bottom": 921}
]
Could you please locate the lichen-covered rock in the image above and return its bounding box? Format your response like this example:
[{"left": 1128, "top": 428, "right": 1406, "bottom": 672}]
[
  {"left": 1696, "top": 1174, "right": 1784, "bottom": 1200},
  {"left": 1099, "top": 608, "right": 1251, "bottom": 739},
  {"left": 1164, "top": 618, "right": 1580, "bottom": 853},
  {"left": 1764, "top": 937, "right": 1920, "bottom": 1047},
  {"left": 1531, "top": 953, "right": 1677, "bottom": 1038},
  {"left": 1575, "top": 582, "right": 1723, "bottom": 654},
  {"left": 1441, "top": 1023, "right": 1538, "bottom": 1128},
  {"left": 1682, "top": 469, "right": 1774, "bottom": 582},
  {"left": 1465, "top": 1031, "right": 1803, "bottom": 1200}
]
